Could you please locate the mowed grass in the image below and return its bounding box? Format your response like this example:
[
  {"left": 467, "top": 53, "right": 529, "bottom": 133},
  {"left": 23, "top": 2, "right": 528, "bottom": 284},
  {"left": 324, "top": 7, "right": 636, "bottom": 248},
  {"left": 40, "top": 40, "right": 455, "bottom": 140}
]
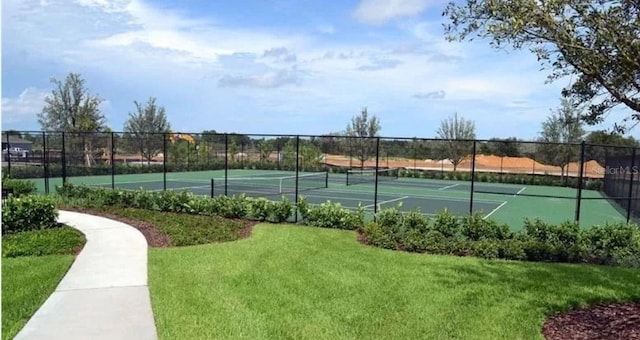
[
  {"left": 1, "top": 255, "right": 75, "bottom": 340},
  {"left": 149, "top": 224, "right": 640, "bottom": 340}
]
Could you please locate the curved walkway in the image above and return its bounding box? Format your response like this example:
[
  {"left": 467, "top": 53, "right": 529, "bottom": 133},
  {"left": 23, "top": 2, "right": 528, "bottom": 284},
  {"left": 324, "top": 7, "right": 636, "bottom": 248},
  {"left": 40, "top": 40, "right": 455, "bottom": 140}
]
[{"left": 14, "top": 210, "right": 158, "bottom": 340}]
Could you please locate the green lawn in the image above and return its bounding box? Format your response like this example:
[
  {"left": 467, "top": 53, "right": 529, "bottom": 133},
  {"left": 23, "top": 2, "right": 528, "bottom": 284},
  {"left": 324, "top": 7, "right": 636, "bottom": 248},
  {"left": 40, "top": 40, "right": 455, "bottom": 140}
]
[
  {"left": 1, "top": 255, "right": 75, "bottom": 340},
  {"left": 148, "top": 224, "right": 640, "bottom": 340}
]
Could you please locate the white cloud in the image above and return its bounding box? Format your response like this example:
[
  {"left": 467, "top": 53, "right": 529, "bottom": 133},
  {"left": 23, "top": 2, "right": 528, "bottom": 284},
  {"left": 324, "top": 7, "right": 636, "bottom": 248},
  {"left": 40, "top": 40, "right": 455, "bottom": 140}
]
[
  {"left": 414, "top": 91, "right": 446, "bottom": 100},
  {"left": 353, "top": 0, "right": 429, "bottom": 25},
  {"left": 1, "top": 88, "right": 49, "bottom": 124},
  {"left": 218, "top": 68, "right": 301, "bottom": 89}
]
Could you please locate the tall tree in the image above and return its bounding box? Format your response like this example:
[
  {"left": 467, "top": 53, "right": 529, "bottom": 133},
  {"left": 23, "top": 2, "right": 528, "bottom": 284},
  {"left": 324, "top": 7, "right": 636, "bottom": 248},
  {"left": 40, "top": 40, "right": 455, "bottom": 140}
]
[
  {"left": 537, "top": 98, "right": 586, "bottom": 179},
  {"left": 123, "top": 97, "right": 171, "bottom": 164},
  {"left": 443, "top": 0, "right": 640, "bottom": 133},
  {"left": 436, "top": 112, "right": 476, "bottom": 171},
  {"left": 584, "top": 130, "right": 639, "bottom": 165},
  {"left": 38, "top": 73, "right": 108, "bottom": 166},
  {"left": 344, "top": 107, "right": 381, "bottom": 168}
]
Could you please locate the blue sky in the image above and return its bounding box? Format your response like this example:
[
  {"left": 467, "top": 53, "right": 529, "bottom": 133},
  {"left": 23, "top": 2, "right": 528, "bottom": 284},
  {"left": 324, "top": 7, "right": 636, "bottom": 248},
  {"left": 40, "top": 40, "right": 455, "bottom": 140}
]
[{"left": 1, "top": 0, "right": 636, "bottom": 140}]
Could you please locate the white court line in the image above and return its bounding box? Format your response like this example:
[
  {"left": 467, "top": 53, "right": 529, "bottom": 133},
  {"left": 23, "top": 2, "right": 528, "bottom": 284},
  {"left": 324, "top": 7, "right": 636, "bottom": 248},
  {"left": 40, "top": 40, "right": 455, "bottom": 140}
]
[
  {"left": 483, "top": 201, "right": 508, "bottom": 219},
  {"left": 439, "top": 184, "right": 460, "bottom": 191},
  {"left": 364, "top": 196, "right": 409, "bottom": 209},
  {"left": 514, "top": 187, "right": 527, "bottom": 196}
]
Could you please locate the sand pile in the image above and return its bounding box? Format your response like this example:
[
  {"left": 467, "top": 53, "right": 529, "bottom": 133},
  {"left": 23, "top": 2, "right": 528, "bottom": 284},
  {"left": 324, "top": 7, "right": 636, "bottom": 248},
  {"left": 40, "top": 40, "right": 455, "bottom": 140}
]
[{"left": 322, "top": 153, "right": 605, "bottom": 178}]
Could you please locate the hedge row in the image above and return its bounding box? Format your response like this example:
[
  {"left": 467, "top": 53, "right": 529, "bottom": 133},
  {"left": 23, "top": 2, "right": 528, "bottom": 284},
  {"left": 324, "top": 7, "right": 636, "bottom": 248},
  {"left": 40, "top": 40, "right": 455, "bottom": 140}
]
[
  {"left": 2, "top": 176, "right": 37, "bottom": 197},
  {"left": 51, "top": 184, "right": 639, "bottom": 267},
  {"left": 56, "top": 183, "right": 365, "bottom": 230},
  {"left": 55, "top": 184, "right": 295, "bottom": 223},
  {"left": 396, "top": 169, "right": 603, "bottom": 191},
  {"left": 360, "top": 207, "right": 640, "bottom": 268}
]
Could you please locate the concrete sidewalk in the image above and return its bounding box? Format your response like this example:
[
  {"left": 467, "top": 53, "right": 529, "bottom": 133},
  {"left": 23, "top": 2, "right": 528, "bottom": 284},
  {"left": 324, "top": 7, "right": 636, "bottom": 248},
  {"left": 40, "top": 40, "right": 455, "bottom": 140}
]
[{"left": 14, "top": 210, "right": 158, "bottom": 340}]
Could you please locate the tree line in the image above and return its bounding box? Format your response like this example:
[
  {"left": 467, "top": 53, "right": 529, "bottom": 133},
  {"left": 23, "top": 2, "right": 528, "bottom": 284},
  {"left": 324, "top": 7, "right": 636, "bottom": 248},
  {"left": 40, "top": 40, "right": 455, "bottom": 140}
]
[{"left": 28, "top": 72, "right": 639, "bottom": 171}]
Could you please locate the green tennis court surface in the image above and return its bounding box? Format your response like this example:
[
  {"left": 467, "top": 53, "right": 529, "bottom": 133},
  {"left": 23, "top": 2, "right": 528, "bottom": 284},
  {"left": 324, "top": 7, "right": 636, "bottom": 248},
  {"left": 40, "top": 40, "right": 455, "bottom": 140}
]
[{"left": 34, "top": 169, "right": 627, "bottom": 230}]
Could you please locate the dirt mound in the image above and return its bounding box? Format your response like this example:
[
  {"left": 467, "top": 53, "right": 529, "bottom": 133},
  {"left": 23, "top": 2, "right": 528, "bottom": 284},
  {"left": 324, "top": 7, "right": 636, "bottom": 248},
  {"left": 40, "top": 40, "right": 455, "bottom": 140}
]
[{"left": 323, "top": 154, "right": 605, "bottom": 178}]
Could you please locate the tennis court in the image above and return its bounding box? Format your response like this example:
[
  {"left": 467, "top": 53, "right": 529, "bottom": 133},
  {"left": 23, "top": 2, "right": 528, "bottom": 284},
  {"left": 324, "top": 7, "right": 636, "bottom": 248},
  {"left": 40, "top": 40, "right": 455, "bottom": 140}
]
[{"left": 34, "top": 167, "right": 626, "bottom": 230}]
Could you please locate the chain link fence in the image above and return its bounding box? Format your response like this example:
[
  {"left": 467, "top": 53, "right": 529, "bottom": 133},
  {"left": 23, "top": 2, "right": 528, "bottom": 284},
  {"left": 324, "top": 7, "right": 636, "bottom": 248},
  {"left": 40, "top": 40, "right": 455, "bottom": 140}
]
[{"left": 3, "top": 131, "right": 639, "bottom": 226}]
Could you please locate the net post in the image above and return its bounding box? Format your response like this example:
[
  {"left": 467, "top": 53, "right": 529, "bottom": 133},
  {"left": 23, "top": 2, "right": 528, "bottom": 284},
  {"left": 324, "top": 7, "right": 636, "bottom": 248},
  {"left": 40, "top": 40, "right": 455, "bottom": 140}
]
[
  {"left": 325, "top": 169, "right": 329, "bottom": 189},
  {"left": 42, "top": 132, "right": 49, "bottom": 194},
  {"left": 210, "top": 178, "right": 214, "bottom": 198},
  {"left": 575, "top": 141, "right": 586, "bottom": 224},
  {"left": 111, "top": 131, "right": 115, "bottom": 190},
  {"left": 374, "top": 137, "right": 380, "bottom": 215},
  {"left": 295, "top": 135, "right": 301, "bottom": 222},
  {"left": 224, "top": 134, "right": 229, "bottom": 196},
  {"left": 61, "top": 132, "right": 67, "bottom": 185},
  {"left": 163, "top": 133, "right": 167, "bottom": 191},
  {"left": 625, "top": 147, "right": 636, "bottom": 223},
  {"left": 469, "top": 140, "right": 476, "bottom": 215}
]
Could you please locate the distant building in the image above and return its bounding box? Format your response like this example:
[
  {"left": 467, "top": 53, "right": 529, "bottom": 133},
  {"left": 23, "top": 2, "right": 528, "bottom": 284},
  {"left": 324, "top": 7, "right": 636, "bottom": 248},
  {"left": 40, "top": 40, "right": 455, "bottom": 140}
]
[{"left": 2, "top": 134, "right": 33, "bottom": 160}]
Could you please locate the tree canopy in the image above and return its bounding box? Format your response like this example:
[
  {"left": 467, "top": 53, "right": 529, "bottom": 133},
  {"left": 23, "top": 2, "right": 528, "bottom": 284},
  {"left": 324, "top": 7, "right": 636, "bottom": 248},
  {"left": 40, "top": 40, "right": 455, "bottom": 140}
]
[
  {"left": 443, "top": 0, "right": 640, "bottom": 133},
  {"left": 38, "top": 73, "right": 107, "bottom": 132},
  {"left": 345, "top": 107, "right": 381, "bottom": 167},
  {"left": 436, "top": 112, "right": 476, "bottom": 171},
  {"left": 536, "top": 98, "right": 586, "bottom": 178},
  {"left": 123, "top": 97, "right": 171, "bottom": 162}
]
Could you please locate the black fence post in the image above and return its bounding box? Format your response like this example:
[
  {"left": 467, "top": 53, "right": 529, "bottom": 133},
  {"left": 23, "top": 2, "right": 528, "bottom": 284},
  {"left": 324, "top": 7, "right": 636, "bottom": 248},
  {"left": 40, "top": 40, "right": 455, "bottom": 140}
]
[
  {"left": 163, "top": 133, "right": 167, "bottom": 191},
  {"left": 374, "top": 137, "right": 380, "bottom": 215},
  {"left": 625, "top": 147, "right": 637, "bottom": 223},
  {"left": 61, "top": 132, "right": 67, "bottom": 185},
  {"left": 42, "top": 132, "right": 49, "bottom": 194},
  {"left": 224, "top": 134, "right": 229, "bottom": 196},
  {"left": 575, "top": 141, "right": 586, "bottom": 224},
  {"left": 295, "top": 136, "right": 301, "bottom": 222},
  {"left": 469, "top": 140, "right": 477, "bottom": 215},
  {"left": 111, "top": 132, "right": 115, "bottom": 190},
  {"left": 5, "top": 133, "right": 11, "bottom": 176}
]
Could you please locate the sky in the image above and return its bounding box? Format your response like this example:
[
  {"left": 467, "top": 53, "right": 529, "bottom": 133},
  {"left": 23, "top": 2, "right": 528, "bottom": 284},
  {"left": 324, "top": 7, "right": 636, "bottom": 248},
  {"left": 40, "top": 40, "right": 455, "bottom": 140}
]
[{"left": 1, "top": 0, "right": 637, "bottom": 140}]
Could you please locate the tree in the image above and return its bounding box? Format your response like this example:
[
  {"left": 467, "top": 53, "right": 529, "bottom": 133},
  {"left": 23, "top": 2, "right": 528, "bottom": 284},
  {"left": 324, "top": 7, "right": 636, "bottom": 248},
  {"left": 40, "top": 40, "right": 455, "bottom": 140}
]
[
  {"left": 436, "top": 112, "right": 476, "bottom": 171},
  {"left": 537, "top": 98, "right": 586, "bottom": 180},
  {"left": 344, "top": 107, "right": 381, "bottom": 168},
  {"left": 584, "top": 130, "right": 638, "bottom": 165},
  {"left": 256, "top": 139, "right": 273, "bottom": 162},
  {"left": 38, "top": 73, "right": 108, "bottom": 166},
  {"left": 443, "top": 0, "right": 640, "bottom": 133},
  {"left": 123, "top": 97, "right": 171, "bottom": 164}
]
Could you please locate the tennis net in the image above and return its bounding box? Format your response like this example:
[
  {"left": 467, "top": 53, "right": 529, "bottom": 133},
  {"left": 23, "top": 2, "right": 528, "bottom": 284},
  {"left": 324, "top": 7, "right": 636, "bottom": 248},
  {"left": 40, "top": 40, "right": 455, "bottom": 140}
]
[
  {"left": 211, "top": 171, "right": 329, "bottom": 196},
  {"left": 346, "top": 168, "right": 399, "bottom": 186}
]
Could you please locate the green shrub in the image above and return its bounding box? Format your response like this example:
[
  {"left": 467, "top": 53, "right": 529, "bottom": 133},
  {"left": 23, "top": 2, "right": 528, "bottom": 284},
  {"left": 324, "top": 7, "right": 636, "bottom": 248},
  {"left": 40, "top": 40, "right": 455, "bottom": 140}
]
[
  {"left": 1, "top": 176, "right": 37, "bottom": 197},
  {"left": 498, "top": 239, "right": 527, "bottom": 261},
  {"left": 210, "top": 195, "right": 250, "bottom": 219},
  {"left": 360, "top": 222, "right": 396, "bottom": 249},
  {"left": 472, "top": 239, "right": 500, "bottom": 259},
  {"left": 2, "top": 227, "right": 85, "bottom": 257},
  {"left": 374, "top": 206, "right": 404, "bottom": 238},
  {"left": 432, "top": 209, "right": 461, "bottom": 238},
  {"left": 297, "top": 197, "right": 364, "bottom": 230},
  {"left": 582, "top": 222, "right": 640, "bottom": 266},
  {"left": 461, "top": 213, "right": 511, "bottom": 241},
  {"left": 271, "top": 196, "right": 293, "bottom": 223},
  {"left": 2, "top": 196, "right": 59, "bottom": 234},
  {"left": 423, "top": 230, "right": 448, "bottom": 254},
  {"left": 249, "top": 198, "right": 271, "bottom": 221}
]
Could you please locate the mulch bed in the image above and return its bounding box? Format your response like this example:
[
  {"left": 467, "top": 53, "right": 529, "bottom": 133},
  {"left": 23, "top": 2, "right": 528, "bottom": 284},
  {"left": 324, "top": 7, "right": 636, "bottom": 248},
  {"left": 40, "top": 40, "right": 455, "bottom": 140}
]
[
  {"left": 543, "top": 301, "right": 640, "bottom": 340},
  {"left": 59, "top": 206, "right": 255, "bottom": 247}
]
